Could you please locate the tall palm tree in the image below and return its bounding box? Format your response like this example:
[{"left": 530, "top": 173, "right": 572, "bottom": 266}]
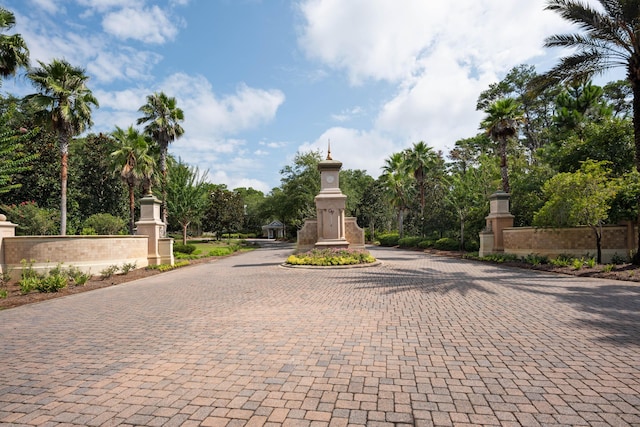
[
  {"left": 480, "top": 98, "right": 523, "bottom": 193},
  {"left": 0, "top": 7, "right": 29, "bottom": 81},
  {"left": 111, "top": 126, "right": 156, "bottom": 235},
  {"left": 137, "top": 92, "right": 184, "bottom": 229},
  {"left": 403, "top": 141, "right": 438, "bottom": 223},
  {"left": 27, "top": 59, "right": 98, "bottom": 235},
  {"left": 381, "top": 152, "right": 413, "bottom": 238}
]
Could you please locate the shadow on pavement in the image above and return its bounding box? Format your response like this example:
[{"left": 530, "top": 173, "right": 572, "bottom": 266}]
[{"left": 349, "top": 254, "right": 640, "bottom": 346}]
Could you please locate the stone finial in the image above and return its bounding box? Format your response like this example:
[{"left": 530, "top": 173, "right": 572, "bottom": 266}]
[{"left": 326, "top": 140, "right": 332, "bottom": 160}]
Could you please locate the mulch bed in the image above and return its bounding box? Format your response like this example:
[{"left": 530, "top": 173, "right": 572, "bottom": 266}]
[{"left": 0, "top": 257, "right": 216, "bottom": 311}]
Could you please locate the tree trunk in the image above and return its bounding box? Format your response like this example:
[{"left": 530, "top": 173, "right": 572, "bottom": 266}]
[
  {"left": 160, "top": 142, "right": 169, "bottom": 236},
  {"left": 182, "top": 222, "right": 189, "bottom": 245},
  {"left": 632, "top": 76, "right": 640, "bottom": 263},
  {"left": 59, "top": 139, "right": 69, "bottom": 236},
  {"left": 499, "top": 137, "right": 510, "bottom": 193},
  {"left": 592, "top": 224, "right": 602, "bottom": 265},
  {"left": 459, "top": 210, "right": 465, "bottom": 251},
  {"left": 128, "top": 184, "right": 135, "bottom": 235},
  {"left": 398, "top": 209, "right": 404, "bottom": 239}
]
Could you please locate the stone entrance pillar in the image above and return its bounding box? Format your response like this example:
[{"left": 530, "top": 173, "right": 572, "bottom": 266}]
[
  {"left": 135, "top": 194, "right": 172, "bottom": 266},
  {"left": 479, "top": 191, "right": 514, "bottom": 256},
  {"left": 0, "top": 214, "right": 17, "bottom": 274},
  {"left": 315, "top": 157, "right": 349, "bottom": 249}
]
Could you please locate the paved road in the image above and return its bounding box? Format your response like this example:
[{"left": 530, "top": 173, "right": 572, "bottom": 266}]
[{"left": 1, "top": 243, "right": 639, "bottom": 426}]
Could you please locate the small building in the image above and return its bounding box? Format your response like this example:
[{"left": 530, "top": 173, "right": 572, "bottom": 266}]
[{"left": 262, "top": 220, "right": 285, "bottom": 239}]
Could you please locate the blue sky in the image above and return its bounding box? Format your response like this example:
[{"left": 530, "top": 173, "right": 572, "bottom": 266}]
[{"left": 3, "top": 0, "right": 591, "bottom": 192}]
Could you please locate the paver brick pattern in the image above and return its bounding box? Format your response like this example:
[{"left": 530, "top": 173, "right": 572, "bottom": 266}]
[{"left": 1, "top": 243, "right": 639, "bottom": 426}]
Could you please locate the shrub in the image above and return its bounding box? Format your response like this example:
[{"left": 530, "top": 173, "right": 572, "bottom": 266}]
[
  {"left": 550, "top": 254, "right": 573, "bottom": 267},
  {"left": 417, "top": 239, "right": 434, "bottom": 249},
  {"left": 463, "top": 240, "right": 480, "bottom": 252},
  {"left": 521, "top": 254, "right": 549, "bottom": 266},
  {"left": 586, "top": 257, "right": 597, "bottom": 268},
  {"left": 377, "top": 233, "right": 400, "bottom": 247},
  {"left": 173, "top": 243, "right": 196, "bottom": 254},
  {"left": 100, "top": 265, "right": 119, "bottom": 279},
  {"left": 602, "top": 264, "right": 615, "bottom": 272},
  {"left": 19, "top": 276, "right": 38, "bottom": 294},
  {"left": 398, "top": 236, "right": 422, "bottom": 248},
  {"left": 68, "top": 267, "right": 91, "bottom": 286},
  {"left": 2, "top": 201, "right": 58, "bottom": 235},
  {"left": 36, "top": 273, "right": 67, "bottom": 292},
  {"left": 611, "top": 253, "right": 627, "bottom": 265},
  {"left": 120, "top": 262, "right": 137, "bottom": 275},
  {"left": 83, "top": 213, "right": 126, "bottom": 235},
  {"left": 433, "top": 237, "right": 459, "bottom": 251},
  {"left": 571, "top": 258, "right": 585, "bottom": 270},
  {"left": 0, "top": 288, "right": 6, "bottom": 298},
  {"left": 147, "top": 260, "right": 190, "bottom": 272},
  {"left": 207, "top": 247, "right": 234, "bottom": 257},
  {"left": 480, "top": 253, "right": 519, "bottom": 263}
]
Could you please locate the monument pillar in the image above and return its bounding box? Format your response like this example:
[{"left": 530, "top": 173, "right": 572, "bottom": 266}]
[
  {"left": 314, "top": 155, "right": 349, "bottom": 249},
  {"left": 135, "top": 194, "right": 172, "bottom": 266},
  {"left": 0, "top": 214, "right": 17, "bottom": 274},
  {"left": 479, "top": 191, "right": 514, "bottom": 256}
]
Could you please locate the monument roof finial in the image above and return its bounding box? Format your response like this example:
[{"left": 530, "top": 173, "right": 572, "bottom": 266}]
[{"left": 326, "top": 139, "right": 332, "bottom": 160}]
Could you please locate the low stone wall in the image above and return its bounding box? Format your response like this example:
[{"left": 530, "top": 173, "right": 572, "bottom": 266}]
[
  {"left": 502, "top": 225, "right": 634, "bottom": 263},
  {"left": 296, "top": 218, "right": 366, "bottom": 252},
  {"left": 2, "top": 236, "right": 150, "bottom": 275}
]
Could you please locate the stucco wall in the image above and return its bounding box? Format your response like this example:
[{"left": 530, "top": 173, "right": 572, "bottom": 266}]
[
  {"left": 2, "top": 235, "right": 150, "bottom": 274},
  {"left": 503, "top": 225, "right": 633, "bottom": 263}
]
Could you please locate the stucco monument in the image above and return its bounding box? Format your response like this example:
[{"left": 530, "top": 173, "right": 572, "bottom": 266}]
[{"left": 297, "top": 146, "right": 365, "bottom": 252}]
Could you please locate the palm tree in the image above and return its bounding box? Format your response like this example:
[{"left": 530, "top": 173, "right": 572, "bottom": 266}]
[
  {"left": 480, "top": 98, "right": 523, "bottom": 193},
  {"left": 381, "top": 152, "right": 413, "bottom": 238},
  {"left": 111, "top": 126, "right": 156, "bottom": 235},
  {"left": 0, "top": 7, "right": 29, "bottom": 81},
  {"left": 27, "top": 59, "right": 98, "bottom": 235},
  {"left": 403, "top": 141, "right": 438, "bottom": 232},
  {"left": 137, "top": 92, "right": 184, "bottom": 230}
]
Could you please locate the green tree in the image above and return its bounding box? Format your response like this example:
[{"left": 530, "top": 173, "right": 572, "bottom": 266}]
[
  {"left": 477, "top": 64, "right": 559, "bottom": 152},
  {"left": 480, "top": 98, "right": 524, "bottom": 193},
  {"left": 0, "top": 124, "right": 36, "bottom": 195},
  {"left": 235, "top": 187, "right": 266, "bottom": 235},
  {"left": 340, "top": 169, "right": 374, "bottom": 218},
  {"left": 537, "top": 0, "right": 640, "bottom": 262},
  {"left": 204, "top": 187, "right": 244, "bottom": 239},
  {"left": 403, "top": 141, "right": 439, "bottom": 225},
  {"left": 68, "top": 133, "right": 128, "bottom": 230},
  {"left": 26, "top": 59, "right": 98, "bottom": 235},
  {"left": 534, "top": 160, "right": 618, "bottom": 264},
  {"left": 278, "top": 151, "right": 322, "bottom": 229},
  {"left": 166, "top": 159, "right": 209, "bottom": 244},
  {"left": 355, "top": 178, "right": 393, "bottom": 240},
  {"left": 137, "top": 92, "right": 184, "bottom": 229},
  {"left": 111, "top": 126, "right": 156, "bottom": 234},
  {"left": 381, "top": 152, "right": 413, "bottom": 238},
  {"left": 0, "top": 7, "right": 29, "bottom": 81},
  {"left": 553, "top": 80, "right": 612, "bottom": 133}
]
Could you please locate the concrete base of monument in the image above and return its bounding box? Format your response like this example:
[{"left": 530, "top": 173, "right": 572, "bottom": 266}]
[{"left": 314, "top": 239, "right": 350, "bottom": 249}]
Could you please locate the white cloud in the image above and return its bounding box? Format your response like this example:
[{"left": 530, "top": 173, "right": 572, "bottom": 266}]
[
  {"left": 87, "top": 48, "right": 162, "bottom": 83},
  {"left": 102, "top": 5, "right": 180, "bottom": 44},
  {"left": 297, "top": 0, "right": 574, "bottom": 159},
  {"left": 160, "top": 73, "right": 285, "bottom": 141},
  {"left": 29, "top": 0, "right": 59, "bottom": 14},
  {"left": 331, "top": 106, "right": 363, "bottom": 122},
  {"left": 297, "top": 127, "right": 401, "bottom": 179}
]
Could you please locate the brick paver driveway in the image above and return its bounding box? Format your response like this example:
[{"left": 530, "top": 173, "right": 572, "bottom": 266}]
[{"left": 1, "top": 243, "right": 639, "bottom": 427}]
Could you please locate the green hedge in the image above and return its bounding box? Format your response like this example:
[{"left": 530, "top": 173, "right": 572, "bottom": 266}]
[
  {"left": 433, "top": 237, "right": 459, "bottom": 251},
  {"left": 398, "top": 236, "right": 423, "bottom": 248},
  {"left": 173, "top": 243, "right": 197, "bottom": 254},
  {"left": 377, "top": 233, "right": 400, "bottom": 246}
]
